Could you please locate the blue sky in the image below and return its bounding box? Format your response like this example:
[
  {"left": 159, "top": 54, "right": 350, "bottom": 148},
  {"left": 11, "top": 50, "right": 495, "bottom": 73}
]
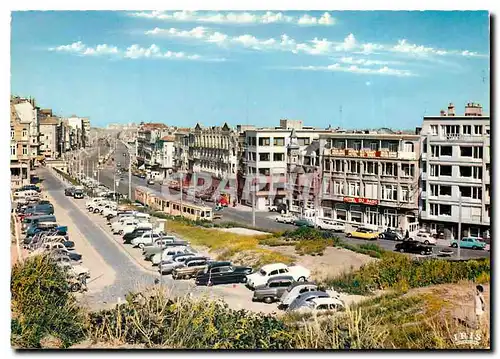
[{"left": 11, "top": 10, "right": 490, "bottom": 129}]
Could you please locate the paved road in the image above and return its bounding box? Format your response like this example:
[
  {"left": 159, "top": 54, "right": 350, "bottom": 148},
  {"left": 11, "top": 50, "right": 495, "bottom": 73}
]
[{"left": 91, "top": 141, "right": 489, "bottom": 260}]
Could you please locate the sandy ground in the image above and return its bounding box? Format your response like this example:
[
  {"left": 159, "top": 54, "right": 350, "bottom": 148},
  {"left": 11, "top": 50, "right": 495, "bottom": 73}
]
[
  {"left": 43, "top": 190, "right": 117, "bottom": 294},
  {"left": 216, "top": 227, "right": 270, "bottom": 236}
]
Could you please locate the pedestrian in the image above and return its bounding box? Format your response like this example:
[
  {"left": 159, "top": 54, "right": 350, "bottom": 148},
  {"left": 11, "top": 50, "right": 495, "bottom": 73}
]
[
  {"left": 405, "top": 229, "right": 409, "bottom": 239},
  {"left": 475, "top": 285, "right": 485, "bottom": 328}
]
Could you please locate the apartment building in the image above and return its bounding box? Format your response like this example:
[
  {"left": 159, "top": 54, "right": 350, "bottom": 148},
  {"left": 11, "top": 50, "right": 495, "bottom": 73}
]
[
  {"left": 39, "top": 117, "right": 60, "bottom": 159},
  {"left": 10, "top": 103, "right": 31, "bottom": 188},
  {"left": 186, "top": 123, "right": 239, "bottom": 193},
  {"left": 12, "top": 97, "right": 41, "bottom": 165},
  {"left": 419, "top": 103, "right": 490, "bottom": 239},
  {"left": 241, "top": 119, "right": 332, "bottom": 210},
  {"left": 136, "top": 123, "right": 170, "bottom": 168},
  {"left": 319, "top": 129, "right": 421, "bottom": 232},
  {"left": 153, "top": 135, "right": 176, "bottom": 180}
]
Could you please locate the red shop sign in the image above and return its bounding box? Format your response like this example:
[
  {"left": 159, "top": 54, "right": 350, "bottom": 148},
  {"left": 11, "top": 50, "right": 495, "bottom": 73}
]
[{"left": 343, "top": 197, "right": 379, "bottom": 206}]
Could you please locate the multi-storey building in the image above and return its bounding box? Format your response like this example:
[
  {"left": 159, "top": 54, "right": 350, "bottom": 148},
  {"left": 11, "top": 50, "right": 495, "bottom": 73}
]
[
  {"left": 12, "top": 97, "right": 41, "bottom": 166},
  {"left": 39, "top": 116, "right": 60, "bottom": 159},
  {"left": 10, "top": 103, "right": 31, "bottom": 188},
  {"left": 186, "top": 123, "right": 239, "bottom": 193},
  {"left": 136, "top": 122, "right": 170, "bottom": 168},
  {"left": 419, "top": 103, "right": 490, "bottom": 239},
  {"left": 66, "top": 115, "right": 91, "bottom": 148},
  {"left": 319, "top": 129, "right": 421, "bottom": 233},
  {"left": 153, "top": 135, "right": 176, "bottom": 180},
  {"left": 241, "top": 119, "right": 332, "bottom": 210}
]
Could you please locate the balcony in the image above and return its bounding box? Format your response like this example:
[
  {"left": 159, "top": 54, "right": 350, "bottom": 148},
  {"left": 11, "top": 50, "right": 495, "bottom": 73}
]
[{"left": 326, "top": 148, "right": 417, "bottom": 160}]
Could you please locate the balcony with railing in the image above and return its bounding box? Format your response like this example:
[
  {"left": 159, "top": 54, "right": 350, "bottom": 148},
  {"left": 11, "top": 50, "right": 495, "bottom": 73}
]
[{"left": 326, "top": 148, "right": 417, "bottom": 160}]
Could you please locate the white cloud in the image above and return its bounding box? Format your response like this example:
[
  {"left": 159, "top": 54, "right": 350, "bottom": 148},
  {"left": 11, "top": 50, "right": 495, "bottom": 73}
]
[
  {"left": 365, "top": 81, "right": 371, "bottom": 86},
  {"left": 293, "top": 63, "right": 415, "bottom": 77},
  {"left": 335, "top": 33, "right": 357, "bottom": 51},
  {"left": 391, "top": 39, "right": 447, "bottom": 56},
  {"left": 339, "top": 57, "right": 397, "bottom": 66},
  {"left": 49, "top": 41, "right": 223, "bottom": 62},
  {"left": 130, "top": 10, "right": 335, "bottom": 26}
]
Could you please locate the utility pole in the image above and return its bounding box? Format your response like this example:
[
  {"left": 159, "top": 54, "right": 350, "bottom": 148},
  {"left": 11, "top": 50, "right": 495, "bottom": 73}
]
[
  {"left": 97, "top": 138, "right": 100, "bottom": 184},
  {"left": 128, "top": 146, "right": 132, "bottom": 201},
  {"left": 180, "top": 169, "right": 183, "bottom": 218},
  {"left": 252, "top": 179, "right": 256, "bottom": 227},
  {"left": 457, "top": 192, "right": 462, "bottom": 259}
]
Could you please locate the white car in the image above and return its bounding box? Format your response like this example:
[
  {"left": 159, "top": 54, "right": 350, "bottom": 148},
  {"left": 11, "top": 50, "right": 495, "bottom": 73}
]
[
  {"left": 86, "top": 197, "right": 106, "bottom": 211},
  {"left": 414, "top": 232, "right": 437, "bottom": 245},
  {"left": 122, "top": 222, "right": 152, "bottom": 236},
  {"left": 55, "top": 258, "right": 90, "bottom": 278},
  {"left": 316, "top": 219, "right": 345, "bottom": 232},
  {"left": 275, "top": 214, "right": 296, "bottom": 224},
  {"left": 111, "top": 218, "right": 138, "bottom": 234},
  {"left": 131, "top": 231, "right": 164, "bottom": 248},
  {"left": 296, "top": 297, "right": 344, "bottom": 313},
  {"left": 158, "top": 253, "right": 196, "bottom": 274},
  {"left": 101, "top": 204, "right": 118, "bottom": 217},
  {"left": 246, "top": 263, "right": 310, "bottom": 289},
  {"left": 152, "top": 246, "right": 194, "bottom": 266}
]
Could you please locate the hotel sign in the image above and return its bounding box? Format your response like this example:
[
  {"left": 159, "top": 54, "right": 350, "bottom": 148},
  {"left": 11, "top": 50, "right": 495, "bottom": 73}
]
[{"left": 343, "top": 197, "right": 378, "bottom": 206}]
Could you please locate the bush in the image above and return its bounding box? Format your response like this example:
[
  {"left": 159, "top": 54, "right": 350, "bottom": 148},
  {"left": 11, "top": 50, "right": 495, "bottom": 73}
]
[
  {"left": 324, "top": 254, "right": 491, "bottom": 295},
  {"left": 10, "top": 255, "right": 86, "bottom": 348},
  {"left": 295, "top": 239, "right": 328, "bottom": 256}
]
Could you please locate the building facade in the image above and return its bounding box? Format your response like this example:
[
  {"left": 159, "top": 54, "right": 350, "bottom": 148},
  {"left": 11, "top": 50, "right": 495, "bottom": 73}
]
[
  {"left": 10, "top": 103, "right": 31, "bottom": 188},
  {"left": 319, "top": 130, "right": 421, "bottom": 233},
  {"left": 39, "top": 117, "right": 59, "bottom": 159},
  {"left": 419, "top": 103, "right": 490, "bottom": 239}
]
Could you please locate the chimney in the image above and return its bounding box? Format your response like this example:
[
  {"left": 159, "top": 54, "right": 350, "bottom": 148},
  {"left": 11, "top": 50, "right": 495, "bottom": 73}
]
[
  {"left": 447, "top": 103, "right": 455, "bottom": 116},
  {"left": 465, "top": 102, "right": 483, "bottom": 116},
  {"left": 440, "top": 110, "right": 446, "bottom": 116}
]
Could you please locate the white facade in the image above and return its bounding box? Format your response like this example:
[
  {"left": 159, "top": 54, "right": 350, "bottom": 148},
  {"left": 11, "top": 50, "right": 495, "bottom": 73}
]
[
  {"left": 419, "top": 103, "right": 490, "bottom": 239},
  {"left": 14, "top": 101, "right": 39, "bottom": 158},
  {"left": 39, "top": 118, "right": 59, "bottom": 159}
]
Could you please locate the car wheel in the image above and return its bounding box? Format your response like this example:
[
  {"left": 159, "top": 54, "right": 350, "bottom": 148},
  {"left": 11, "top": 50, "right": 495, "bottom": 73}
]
[
  {"left": 399, "top": 248, "right": 405, "bottom": 253},
  {"left": 420, "top": 250, "right": 426, "bottom": 255},
  {"left": 298, "top": 276, "right": 306, "bottom": 282},
  {"left": 346, "top": 233, "right": 352, "bottom": 238},
  {"left": 240, "top": 276, "right": 248, "bottom": 283},
  {"left": 379, "top": 234, "right": 385, "bottom": 239},
  {"left": 472, "top": 246, "right": 478, "bottom": 250},
  {"left": 263, "top": 297, "right": 274, "bottom": 304},
  {"left": 70, "top": 283, "right": 81, "bottom": 292},
  {"left": 138, "top": 243, "right": 144, "bottom": 249},
  {"left": 424, "top": 240, "right": 430, "bottom": 245},
  {"left": 451, "top": 243, "right": 458, "bottom": 248}
]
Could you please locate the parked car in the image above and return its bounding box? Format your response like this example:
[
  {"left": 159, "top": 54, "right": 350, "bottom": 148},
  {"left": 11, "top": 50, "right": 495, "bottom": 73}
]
[
  {"left": 379, "top": 228, "right": 403, "bottom": 241},
  {"left": 73, "top": 189, "right": 84, "bottom": 199},
  {"left": 171, "top": 257, "right": 211, "bottom": 279},
  {"left": 287, "top": 291, "right": 331, "bottom": 312},
  {"left": 123, "top": 228, "right": 152, "bottom": 244},
  {"left": 294, "top": 218, "right": 315, "bottom": 228},
  {"left": 294, "top": 297, "right": 345, "bottom": 313},
  {"left": 275, "top": 213, "right": 296, "bottom": 224},
  {"left": 414, "top": 232, "right": 437, "bottom": 245},
  {"left": 395, "top": 240, "right": 433, "bottom": 255},
  {"left": 279, "top": 282, "right": 319, "bottom": 310},
  {"left": 450, "top": 237, "right": 487, "bottom": 250},
  {"left": 142, "top": 238, "right": 187, "bottom": 259},
  {"left": 147, "top": 179, "right": 155, "bottom": 185},
  {"left": 17, "top": 184, "right": 41, "bottom": 193},
  {"left": 252, "top": 275, "right": 295, "bottom": 304},
  {"left": 122, "top": 222, "right": 153, "bottom": 237},
  {"left": 195, "top": 262, "right": 252, "bottom": 286},
  {"left": 159, "top": 253, "right": 197, "bottom": 275},
  {"left": 316, "top": 219, "right": 345, "bottom": 232},
  {"left": 152, "top": 246, "right": 194, "bottom": 266},
  {"left": 346, "top": 227, "right": 379, "bottom": 240},
  {"left": 64, "top": 187, "right": 75, "bottom": 196},
  {"left": 246, "top": 263, "right": 310, "bottom": 290},
  {"left": 54, "top": 256, "right": 90, "bottom": 278},
  {"left": 131, "top": 231, "right": 165, "bottom": 249}
]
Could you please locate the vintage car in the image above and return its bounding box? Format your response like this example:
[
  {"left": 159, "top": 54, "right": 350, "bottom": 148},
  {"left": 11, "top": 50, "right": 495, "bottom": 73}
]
[
  {"left": 346, "top": 227, "right": 380, "bottom": 240},
  {"left": 395, "top": 240, "right": 433, "bottom": 255},
  {"left": 246, "top": 263, "right": 310, "bottom": 289},
  {"left": 195, "top": 262, "right": 252, "bottom": 286},
  {"left": 279, "top": 282, "right": 319, "bottom": 310},
  {"left": 171, "top": 257, "right": 211, "bottom": 279},
  {"left": 450, "top": 237, "right": 487, "bottom": 250},
  {"left": 252, "top": 275, "right": 295, "bottom": 304}
]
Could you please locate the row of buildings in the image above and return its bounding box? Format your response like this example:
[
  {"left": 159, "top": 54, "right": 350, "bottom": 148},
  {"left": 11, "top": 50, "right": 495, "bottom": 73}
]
[
  {"left": 134, "top": 102, "right": 490, "bottom": 239},
  {"left": 10, "top": 96, "right": 91, "bottom": 188}
]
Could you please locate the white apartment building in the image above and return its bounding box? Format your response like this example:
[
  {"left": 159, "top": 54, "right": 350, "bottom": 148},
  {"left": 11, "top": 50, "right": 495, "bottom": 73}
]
[
  {"left": 242, "top": 119, "right": 332, "bottom": 210},
  {"left": 13, "top": 99, "right": 40, "bottom": 163},
  {"left": 319, "top": 129, "right": 421, "bottom": 233},
  {"left": 419, "top": 103, "right": 490, "bottom": 239},
  {"left": 39, "top": 117, "right": 59, "bottom": 159}
]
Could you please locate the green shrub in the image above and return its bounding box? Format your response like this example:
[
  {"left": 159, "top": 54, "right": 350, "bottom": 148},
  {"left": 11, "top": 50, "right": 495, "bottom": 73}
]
[
  {"left": 324, "top": 254, "right": 490, "bottom": 295},
  {"left": 10, "top": 255, "right": 86, "bottom": 348},
  {"left": 295, "top": 239, "right": 328, "bottom": 256}
]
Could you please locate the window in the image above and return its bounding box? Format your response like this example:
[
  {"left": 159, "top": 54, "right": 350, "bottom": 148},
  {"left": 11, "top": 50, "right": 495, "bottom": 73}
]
[
  {"left": 460, "top": 146, "right": 473, "bottom": 157},
  {"left": 388, "top": 142, "right": 399, "bottom": 152},
  {"left": 460, "top": 186, "right": 471, "bottom": 197},
  {"left": 10, "top": 144, "right": 16, "bottom": 156},
  {"left": 430, "top": 145, "right": 439, "bottom": 157},
  {"left": 273, "top": 137, "right": 284, "bottom": 146},
  {"left": 430, "top": 203, "right": 438, "bottom": 215},
  {"left": 463, "top": 125, "right": 472, "bottom": 135},
  {"left": 439, "top": 204, "right": 452, "bottom": 216},
  {"left": 336, "top": 209, "right": 347, "bottom": 221},
  {"left": 401, "top": 186, "right": 409, "bottom": 202},
  {"left": 474, "top": 125, "right": 483, "bottom": 135},
  {"left": 401, "top": 164, "right": 415, "bottom": 178},
  {"left": 439, "top": 185, "right": 452, "bottom": 196},
  {"left": 333, "top": 140, "right": 345, "bottom": 149},
  {"left": 364, "top": 183, "right": 378, "bottom": 199},
  {"left": 473, "top": 147, "right": 483, "bottom": 159},
  {"left": 259, "top": 168, "right": 270, "bottom": 176},
  {"left": 382, "top": 162, "right": 397, "bottom": 176},
  {"left": 259, "top": 153, "right": 270, "bottom": 161},
  {"left": 10, "top": 129, "right": 14, "bottom": 139},
  {"left": 443, "top": 125, "right": 460, "bottom": 136},
  {"left": 430, "top": 184, "right": 438, "bottom": 197},
  {"left": 298, "top": 137, "right": 310, "bottom": 146},
  {"left": 324, "top": 160, "right": 331, "bottom": 171},
  {"left": 440, "top": 146, "right": 452, "bottom": 156},
  {"left": 334, "top": 181, "right": 345, "bottom": 195},
  {"left": 430, "top": 125, "right": 438, "bottom": 135},
  {"left": 248, "top": 137, "right": 256, "bottom": 146},
  {"left": 348, "top": 161, "right": 360, "bottom": 174},
  {"left": 382, "top": 184, "right": 397, "bottom": 201},
  {"left": 422, "top": 161, "right": 427, "bottom": 173},
  {"left": 365, "top": 161, "right": 378, "bottom": 175},
  {"left": 22, "top": 129, "right": 27, "bottom": 138},
  {"left": 273, "top": 153, "right": 284, "bottom": 161},
  {"left": 347, "top": 182, "right": 360, "bottom": 196},
  {"left": 440, "top": 165, "right": 452, "bottom": 177},
  {"left": 350, "top": 211, "right": 362, "bottom": 223},
  {"left": 460, "top": 166, "right": 482, "bottom": 179},
  {"left": 333, "top": 160, "right": 345, "bottom": 172},
  {"left": 485, "top": 127, "right": 490, "bottom": 135},
  {"left": 258, "top": 137, "right": 270, "bottom": 146},
  {"left": 472, "top": 187, "right": 482, "bottom": 200},
  {"left": 22, "top": 145, "right": 28, "bottom": 155},
  {"left": 352, "top": 141, "right": 361, "bottom": 150},
  {"left": 369, "top": 142, "right": 378, "bottom": 151}
]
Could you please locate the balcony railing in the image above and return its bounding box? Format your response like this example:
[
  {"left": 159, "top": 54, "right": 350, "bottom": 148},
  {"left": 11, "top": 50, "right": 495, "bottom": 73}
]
[{"left": 326, "top": 148, "right": 417, "bottom": 160}]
